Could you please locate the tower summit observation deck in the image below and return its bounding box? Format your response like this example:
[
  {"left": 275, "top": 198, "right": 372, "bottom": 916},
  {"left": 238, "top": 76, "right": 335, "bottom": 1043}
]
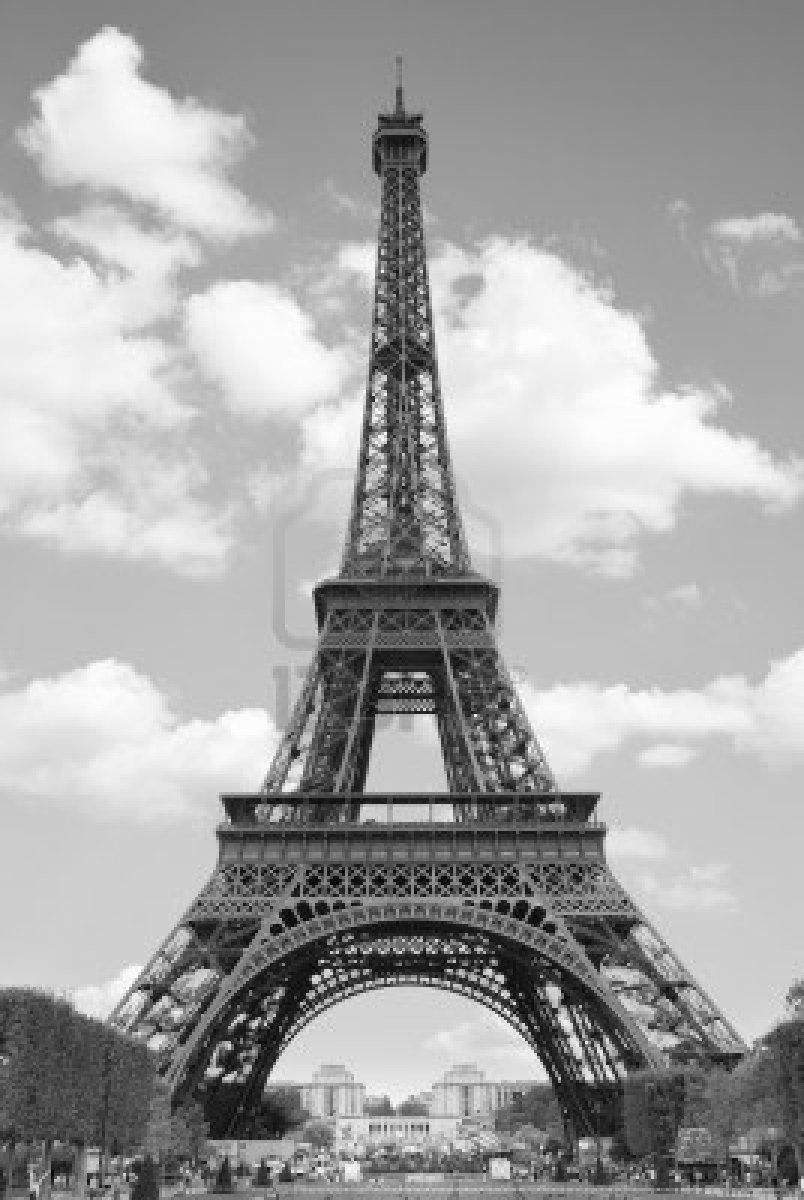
[{"left": 110, "top": 71, "right": 746, "bottom": 1140}]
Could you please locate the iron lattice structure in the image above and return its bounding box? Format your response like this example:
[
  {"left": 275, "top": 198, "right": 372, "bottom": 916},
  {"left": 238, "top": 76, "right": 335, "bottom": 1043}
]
[{"left": 111, "top": 79, "right": 746, "bottom": 1137}]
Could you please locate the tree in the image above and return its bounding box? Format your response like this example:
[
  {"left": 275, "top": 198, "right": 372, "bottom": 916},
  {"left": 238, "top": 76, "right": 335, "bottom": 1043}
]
[
  {"left": 397, "top": 1099, "right": 428, "bottom": 1116},
  {"left": 302, "top": 1119, "right": 334, "bottom": 1149},
  {"left": 703, "top": 1069, "right": 741, "bottom": 1184},
  {"left": 624, "top": 1070, "right": 686, "bottom": 1186},
  {"left": 143, "top": 1083, "right": 177, "bottom": 1170},
  {"left": 215, "top": 1156, "right": 233, "bottom": 1193},
  {"left": 131, "top": 1156, "right": 159, "bottom": 1200},
  {"left": 786, "top": 980, "right": 804, "bottom": 1018},
  {"left": 765, "top": 1015, "right": 804, "bottom": 1177},
  {"left": 204, "top": 1084, "right": 305, "bottom": 1139},
  {"left": 494, "top": 1084, "right": 562, "bottom": 1134},
  {"left": 0, "top": 990, "right": 154, "bottom": 1200},
  {"left": 257, "top": 1089, "right": 306, "bottom": 1138},
  {"left": 175, "top": 1101, "right": 208, "bottom": 1167},
  {"left": 364, "top": 1096, "right": 394, "bottom": 1116}
]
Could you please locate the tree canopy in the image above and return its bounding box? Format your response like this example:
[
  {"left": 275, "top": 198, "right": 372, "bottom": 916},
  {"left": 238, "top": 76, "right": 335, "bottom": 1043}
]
[
  {"left": 0, "top": 989, "right": 153, "bottom": 1153},
  {"left": 494, "top": 1084, "right": 562, "bottom": 1134}
]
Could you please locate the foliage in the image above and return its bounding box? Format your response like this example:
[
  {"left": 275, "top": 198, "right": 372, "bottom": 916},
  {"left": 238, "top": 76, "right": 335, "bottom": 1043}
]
[
  {"left": 258, "top": 1088, "right": 306, "bottom": 1138},
  {"left": 131, "top": 1156, "right": 159, "bottom": 1200},
  {"left": 0, "top": 988, "right": 153, "bottom": 1153},
  {"left": 765, "top": 1014, "right": 804, "bottom": 1173},
  {"left": 302, "top": 1118, "right": 335, "bottom": 1148},
  {"left": 141, "top": 1083, "right": 208, "bottom": 1169},
  {"left": 176, "top": 1100, "right": 209, "bottom": 1165},
  {"left": 624, "top": 1069, "right": 686, "bottom": 1185},
  {"left": 786, "top": 980, "right": 804, "bottom": 1018},
  {"left": 364, "top": 1095, "right": 394, "bottom": 1116},
  {"left": 778, "top": 1145, "right": 800, "bottom": 1185},
  {"left": 494, "top": 1084, "right": 562, "bottom": 1134},
  {"left": 397, "top": 1098, "right": 428, "bottom": 1116},
  {"left": 703, "top": 1069, "right": 742, "bottom": 1162},
  {"left": 204, "top": 1083, "right": 305, "bottom": 1139},
  {"left": 144, "top": 1082, "right": 177, "bottom": 1162},
  {"left": 215, "top": 1156, "right": 233, "bottom": 1192}
]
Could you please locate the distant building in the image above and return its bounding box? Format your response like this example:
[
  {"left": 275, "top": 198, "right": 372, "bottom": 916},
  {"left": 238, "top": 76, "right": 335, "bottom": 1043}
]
[
  {"left": 301, "top": 1063, "right": 366, "bottom": 1118},
  {"left": 268, "top": 1062, "right": 540, "bottom": 1150},
  {"left": 430, "top": 1063, "right": 540, "bottom": 1118}
]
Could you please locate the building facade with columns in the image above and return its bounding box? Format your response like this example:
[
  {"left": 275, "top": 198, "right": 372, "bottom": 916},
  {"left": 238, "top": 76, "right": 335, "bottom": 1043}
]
[
  {"left": 429, "top": 1063, "right": 539, "bottom": 1119},
  {"left": 269, "top": 1063, "right": 539, "bottom": 1149},
  {"left": 301, "top": 1063, "right": 366, "bottom": 1118}
]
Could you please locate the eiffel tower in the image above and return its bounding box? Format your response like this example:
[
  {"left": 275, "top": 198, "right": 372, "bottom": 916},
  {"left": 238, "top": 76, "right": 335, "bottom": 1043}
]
[{"left": 110, "top": 72, "right": 746, "bottom": 1137}]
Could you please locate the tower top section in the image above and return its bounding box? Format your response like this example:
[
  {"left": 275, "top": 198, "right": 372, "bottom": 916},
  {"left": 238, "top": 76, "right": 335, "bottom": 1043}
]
[
  {"left": 341, "top": 68, "right": 470, "bottom": 579},
  {"left": 373, "top": 59, "right": 427, "bottom": 174}
]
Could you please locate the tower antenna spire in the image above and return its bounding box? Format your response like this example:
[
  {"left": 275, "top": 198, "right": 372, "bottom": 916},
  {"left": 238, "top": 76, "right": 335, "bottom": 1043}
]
[{"left": 395, "top": 54, "right": 404, "bottom": 114}]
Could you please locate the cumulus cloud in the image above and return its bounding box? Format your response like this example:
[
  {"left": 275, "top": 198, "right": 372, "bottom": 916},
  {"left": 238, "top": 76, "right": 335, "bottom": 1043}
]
[
  {"left": 634, "top": 862, "right": 738, "bottom": 914},
  {"left": 53, "top": 203, "right": 200, "bottom": 325},
  {"left": 0, "top": 659, "right": 276, "bottom": 821},
  {"left": 436, "top": 238, "right": 803, "bottom": 572},
  {"left": 710, "top": 213, "right": 802, "bottom": 245},
  {"left": 522, "top": 645, "right": 804, "bottom": 778},
  {"left": 322, "top": 181, "right": 378, "bottom": 224},
  {"left": 638, "top": 743, "right": 699, "bottom": 768},
  {"left": 607, "top": 827, "right": 670, "bottom": 861},
  {"left": 671, "top": 202, "right": 804, "bottom": 295},
  {"left": 303, "top": 237, "right": 802, "bottom": 574},
  {"left": 607, "top": 827, "right": 736, "bottom": 914},
  {"left": 0, "top": 206, "right": 231, "bottom": 573},
  {"left": 19, "top": 460, "right": 235, "bottom": 576},
  {"left": 666, "top": 583, "right": 702, "bottom": 609},
  {"left": 19, "top": 26, "right": 268, "bottom": 240},
  {"left": 71, "top": 963, "right": 142, "bottom": 1020},
  {"left": 187, "top": 281, "right": 354, "bottom": 418},
  {"left": 425, "top": 1014, "right": 542, "bottom": 1075}
]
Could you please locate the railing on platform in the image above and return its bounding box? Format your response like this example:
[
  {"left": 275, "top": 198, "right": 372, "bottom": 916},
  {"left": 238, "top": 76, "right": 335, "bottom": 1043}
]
[{"left": 220, "top": 792, "right": 602, "bottom": 829}]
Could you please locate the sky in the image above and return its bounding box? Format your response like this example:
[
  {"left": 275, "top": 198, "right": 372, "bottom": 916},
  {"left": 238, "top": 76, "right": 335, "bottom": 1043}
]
[{"left": 0, "top": 0, "right": 802, "bottom": 1102}]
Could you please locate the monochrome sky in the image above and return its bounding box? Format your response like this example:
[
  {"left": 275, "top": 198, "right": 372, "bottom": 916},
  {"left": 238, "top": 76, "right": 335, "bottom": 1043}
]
[{"left": 0, "top": 0, "right": 802, "bottom": 1101}]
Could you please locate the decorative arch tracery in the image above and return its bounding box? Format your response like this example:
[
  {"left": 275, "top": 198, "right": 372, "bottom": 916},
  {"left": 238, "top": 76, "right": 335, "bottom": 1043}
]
[{"left": 165, "top": 898, "right": 662, "bottom": 1136}]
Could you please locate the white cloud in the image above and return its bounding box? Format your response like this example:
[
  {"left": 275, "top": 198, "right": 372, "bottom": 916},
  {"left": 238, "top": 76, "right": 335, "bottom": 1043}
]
[
  {"left": 667, "top": 198, "right": 693, "bottom": 244},
  {"left": 303, "top": 237, "right": 802, "bottom": 573},
  {"left": 666, "top": 583, "right": 702, "bottom": 609},
  {"left": 521, "top": 645, "right": 804, "bottom": 778},
  {"left": 53, "top": 203, "right": 200, "bottom": 326},
  {"left": 71, "top": 963, "right": 142, "bottom": 1020},
  {"left": 20, "top": 462, "right": 234, "bottom": 577},
  {"left": 742, "top": 648, "right": 804, "bottom": 767},
  {"left": 335, "top": 241, "right": 376, "bottom": 285},
  {"left": 710, "top": 213, "right": 802, "bottom": 245},
  {"left": 19, "top": 27, "right": 268, "bottom": 241},
  {"left": 0, "top": 206, "right": 185, "bottom": 442},
  {"left": 425, "top": 1014, "right": 543, "bottom": 1075},
  {"left": 187, "top": 281, "right": 353, "bottom": 418},
  {"left": 0, "top": 206, "right": 232, "bottom": 574},
  {"left": 608, "top": 827, "right": 737, "bottom": 915},
  {"left": 671, "top": 205, "right": 804, "bottom": 295},
  {"left": 633, "top": 862, "right": 738, "bottom": 914},
  {"left": 431, "top": 238, "right": 803, "bottom": 573},
  {"left": 638, "top": 743, "right": 698, "bottom": 768},
  {"left": 323, "top": 181, "right": 378, "bottom": 223},
  {"left": 300, "top": 395, "right": 362, "bottom": 472},
  {"left": 0, "top": 659, "right": 276, "bottom": 822},
  {"left": 607, "top": 827, "right": 670, "bottom": 861}
]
